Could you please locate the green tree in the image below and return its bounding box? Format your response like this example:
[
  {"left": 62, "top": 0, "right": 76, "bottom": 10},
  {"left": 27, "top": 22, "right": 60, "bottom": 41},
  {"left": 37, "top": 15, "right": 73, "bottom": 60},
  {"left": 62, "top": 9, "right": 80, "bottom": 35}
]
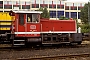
[
  {"left": 80, "top": 3, "right": 90, "bottom": 33},
  {"left": 43, "top": 7, "right": 50, "bottom": 18},
  {"left": 38, "top": 7, "right": 50, "bottom": 19},
  {"left": 80, "top": 3, "right": 88, "bottom": 24}
]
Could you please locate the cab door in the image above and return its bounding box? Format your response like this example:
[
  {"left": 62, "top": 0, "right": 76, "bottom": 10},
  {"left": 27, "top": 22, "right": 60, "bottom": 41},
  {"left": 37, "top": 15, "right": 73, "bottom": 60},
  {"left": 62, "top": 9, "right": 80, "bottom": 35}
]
[{"left": 16, "top": 14, "right": 26, "bottom": 32}]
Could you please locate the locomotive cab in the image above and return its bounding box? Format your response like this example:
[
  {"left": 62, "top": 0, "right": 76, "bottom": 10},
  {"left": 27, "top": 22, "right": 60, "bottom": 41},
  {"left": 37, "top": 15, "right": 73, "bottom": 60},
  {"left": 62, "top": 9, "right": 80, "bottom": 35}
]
[
  {"left": 9, "top": 10, "right": 42, "bottom": 37},
  {"left": 9, "top": 10, "right": 43, "bottom": 46}
]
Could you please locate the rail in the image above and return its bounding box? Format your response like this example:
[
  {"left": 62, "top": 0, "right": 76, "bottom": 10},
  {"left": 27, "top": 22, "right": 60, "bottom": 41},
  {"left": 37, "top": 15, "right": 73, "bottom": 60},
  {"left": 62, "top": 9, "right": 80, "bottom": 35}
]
[{"left": 17, "top": 53, "right": 90, "bottom": 60}]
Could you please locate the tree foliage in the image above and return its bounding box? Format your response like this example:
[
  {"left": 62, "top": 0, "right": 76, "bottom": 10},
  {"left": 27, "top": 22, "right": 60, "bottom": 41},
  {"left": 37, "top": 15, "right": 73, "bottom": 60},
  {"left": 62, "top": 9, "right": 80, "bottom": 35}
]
[
  {"left": 80, "top": 3, "right": 88, "bottom": 24},
  {"left": 43, "top": 7, "right": 50, "bottom": 18},
  {"left": 80, "top": 3, "right": 90, "bottom": 33},
  {"left": 59, "top": 16, "right": 69, "bottom": 20},
  {"left": 38, "top": 7, "right": 43, "bottom": 18},
  {"left": 38, "top": 7, "right": 50, "bottom": 19},
  {"left": 80, "top": 24, "right": 90, "bottom": 33}
]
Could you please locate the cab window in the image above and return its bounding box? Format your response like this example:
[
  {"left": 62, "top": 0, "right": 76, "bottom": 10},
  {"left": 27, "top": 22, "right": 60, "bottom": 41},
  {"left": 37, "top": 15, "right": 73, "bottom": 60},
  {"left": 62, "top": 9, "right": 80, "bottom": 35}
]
[
  {"left": 19, "top": 14, "right": 24, "bottom": 25},
  {"left": 27, "top": 14, "right": 39, "bottom": 23}
]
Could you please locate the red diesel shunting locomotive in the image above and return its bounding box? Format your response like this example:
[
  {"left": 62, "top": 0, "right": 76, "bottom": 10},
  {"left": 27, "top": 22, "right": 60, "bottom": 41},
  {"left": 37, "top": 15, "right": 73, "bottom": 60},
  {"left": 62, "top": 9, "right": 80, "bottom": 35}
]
[{"left": 0, "top": 10, "right": 82, "bottom": 46}]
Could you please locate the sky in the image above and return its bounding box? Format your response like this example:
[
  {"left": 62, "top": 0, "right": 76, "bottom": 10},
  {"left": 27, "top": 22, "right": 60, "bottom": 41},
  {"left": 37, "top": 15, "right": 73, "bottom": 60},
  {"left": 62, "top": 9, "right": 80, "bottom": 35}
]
[{"left": 67, "top": 0, "right": 89, "bottom": 2}]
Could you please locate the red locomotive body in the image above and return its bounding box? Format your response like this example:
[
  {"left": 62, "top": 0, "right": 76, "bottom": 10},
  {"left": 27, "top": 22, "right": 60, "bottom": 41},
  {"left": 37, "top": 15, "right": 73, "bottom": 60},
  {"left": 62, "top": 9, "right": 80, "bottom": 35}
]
[
  {"left": 40, "top": 20, "right": 76, "bottom": 33},
  {"left": 0, "top": 10, "right": 82, "bottom": 46}
]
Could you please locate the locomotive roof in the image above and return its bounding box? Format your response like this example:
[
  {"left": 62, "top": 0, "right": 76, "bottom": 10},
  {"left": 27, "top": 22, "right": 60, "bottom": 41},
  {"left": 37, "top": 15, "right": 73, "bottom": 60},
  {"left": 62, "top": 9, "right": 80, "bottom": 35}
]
[{"left": 12, "top": 10, "right": 42, "bottom": 14}]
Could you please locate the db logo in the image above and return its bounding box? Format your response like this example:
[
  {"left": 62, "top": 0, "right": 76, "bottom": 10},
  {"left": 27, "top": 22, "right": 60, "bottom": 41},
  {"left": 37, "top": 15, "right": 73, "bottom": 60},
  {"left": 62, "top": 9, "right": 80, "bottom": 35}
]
[{"left": 30, "top": 25, "right": 36, "bottom": 29}]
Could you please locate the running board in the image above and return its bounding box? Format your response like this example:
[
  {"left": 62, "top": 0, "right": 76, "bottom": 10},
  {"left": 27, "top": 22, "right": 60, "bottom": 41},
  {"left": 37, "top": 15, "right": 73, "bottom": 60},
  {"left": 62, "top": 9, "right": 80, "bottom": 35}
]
[
  {"left": 13, "top": 40, "right": 25, "bottom": 46},
  {"left": 13, "top": 44, "right": 25, "bottom": 45},
  {"left": 14, "top": 40, "right": 25, "bottom": 41}
]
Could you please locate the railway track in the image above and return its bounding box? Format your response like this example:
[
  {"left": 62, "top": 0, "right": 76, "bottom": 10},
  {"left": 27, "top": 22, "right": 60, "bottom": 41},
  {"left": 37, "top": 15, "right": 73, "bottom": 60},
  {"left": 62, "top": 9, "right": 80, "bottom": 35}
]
[
  {"left": 0, "top": 41, "right": 90, "bottom": 60},
  {"left": 0, "top": 43, "right": 89, "bottom": 51},
  {"left": 0, "top": 45, "right": 90, "bottom": 60},
  {"left": 17, "top": 53, "right": 90, "bottom": 60}
]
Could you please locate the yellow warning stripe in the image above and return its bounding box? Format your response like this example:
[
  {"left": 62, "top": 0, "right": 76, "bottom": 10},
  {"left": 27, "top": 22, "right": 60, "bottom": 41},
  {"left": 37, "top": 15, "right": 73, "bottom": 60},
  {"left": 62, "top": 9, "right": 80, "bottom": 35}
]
[
  {"left": 0, "top": 23, "right": 11, "bottom": 25},
  {"left": 0, "top": 28, "right": 10, "bottom": 30}
]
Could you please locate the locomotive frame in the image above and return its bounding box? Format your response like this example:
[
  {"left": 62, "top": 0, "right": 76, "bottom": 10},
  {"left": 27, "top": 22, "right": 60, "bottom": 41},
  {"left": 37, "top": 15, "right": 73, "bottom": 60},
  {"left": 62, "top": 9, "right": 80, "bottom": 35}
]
[{"left": 0, "top": 10, "right": 82, "bottom": 46}]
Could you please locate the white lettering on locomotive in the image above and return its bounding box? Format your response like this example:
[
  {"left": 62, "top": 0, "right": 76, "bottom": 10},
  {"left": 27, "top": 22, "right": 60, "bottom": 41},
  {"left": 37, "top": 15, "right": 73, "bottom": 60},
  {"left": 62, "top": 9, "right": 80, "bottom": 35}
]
[{"left": 30, "top": 25, "right": 36, "bottom": 29}]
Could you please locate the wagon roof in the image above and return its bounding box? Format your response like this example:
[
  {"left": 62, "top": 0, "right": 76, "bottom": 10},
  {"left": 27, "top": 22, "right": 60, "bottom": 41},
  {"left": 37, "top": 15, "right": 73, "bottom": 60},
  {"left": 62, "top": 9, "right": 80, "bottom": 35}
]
[{"left": 13, "top": 10, "right": 42, "bottom": 14}]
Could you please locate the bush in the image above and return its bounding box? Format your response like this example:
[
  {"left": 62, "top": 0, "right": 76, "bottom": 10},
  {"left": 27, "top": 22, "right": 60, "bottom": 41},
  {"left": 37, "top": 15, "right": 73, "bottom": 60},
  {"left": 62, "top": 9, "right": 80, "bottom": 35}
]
[
  {"left": 80, "top": 23, "right": 90, "bottom": 33},
  {"left": 59, "top": 16, "right": 69, "bottom": 20}
]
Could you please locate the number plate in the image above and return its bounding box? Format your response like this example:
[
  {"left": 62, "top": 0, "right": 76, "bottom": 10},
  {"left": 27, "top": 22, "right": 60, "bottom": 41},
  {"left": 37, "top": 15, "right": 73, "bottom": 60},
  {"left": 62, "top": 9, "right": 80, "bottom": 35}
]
[{"left": 30, "top": 25, "right": 36, "bottom": 29}]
